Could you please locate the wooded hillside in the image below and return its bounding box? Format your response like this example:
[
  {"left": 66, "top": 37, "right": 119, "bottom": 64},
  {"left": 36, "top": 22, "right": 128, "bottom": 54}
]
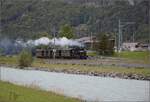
[{"left": 0, "top": 0, "right": 149, "bottom": 42}]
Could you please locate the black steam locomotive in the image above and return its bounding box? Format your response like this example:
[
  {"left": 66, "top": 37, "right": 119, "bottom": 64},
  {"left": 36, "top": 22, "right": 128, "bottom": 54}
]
[{"left": 36, "top": 46, "right": 87, "bottom": 59}]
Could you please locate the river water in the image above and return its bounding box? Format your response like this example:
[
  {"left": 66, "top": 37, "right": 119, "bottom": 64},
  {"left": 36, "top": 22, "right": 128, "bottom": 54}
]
[{"left": 0, "top": 67, "right": 149, "bottom": 101}]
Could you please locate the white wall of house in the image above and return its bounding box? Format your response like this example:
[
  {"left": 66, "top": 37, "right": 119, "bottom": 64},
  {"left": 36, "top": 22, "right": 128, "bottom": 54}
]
[{"left": 122, "top": 42, "right": 149, "bottom": 51}]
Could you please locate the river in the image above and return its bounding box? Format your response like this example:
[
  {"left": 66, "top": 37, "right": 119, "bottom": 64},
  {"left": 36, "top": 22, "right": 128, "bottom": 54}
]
[{"left": 0, "top": 67, "right": 149, "bottom": 101}]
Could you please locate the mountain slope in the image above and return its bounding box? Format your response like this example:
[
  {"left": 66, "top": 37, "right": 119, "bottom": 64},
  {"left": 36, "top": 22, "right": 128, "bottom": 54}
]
[{"left": 0, "top": 0, "right": 149, "bottom": 42}]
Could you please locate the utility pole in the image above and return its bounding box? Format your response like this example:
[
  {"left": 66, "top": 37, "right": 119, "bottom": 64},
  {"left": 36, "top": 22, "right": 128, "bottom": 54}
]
[
  {"left": 90, "top": 32, "right": 93, "bottom": 50},
  {"left": 118, "top": 19, "right": 135, "bottom": 52},
  {"left": 118, "top": 19, "right": 122, "bottom": 52},
  {"left": 52, "top": 27, "right": 56, "bottom": 59},
  {"left": 0, "top": 65, "right": 1, "bottom": 81},
  {"left": 114, "top": 28, "right": 118, "bottom": 52},
  {"left": 133, "top": 32, "right": 135, "bottom": 42}
]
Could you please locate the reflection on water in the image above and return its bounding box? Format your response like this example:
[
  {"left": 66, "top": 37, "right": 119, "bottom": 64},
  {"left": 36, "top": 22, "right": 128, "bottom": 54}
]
[{"left": 1, "top": 67, "right": 150, "bottom": 101}]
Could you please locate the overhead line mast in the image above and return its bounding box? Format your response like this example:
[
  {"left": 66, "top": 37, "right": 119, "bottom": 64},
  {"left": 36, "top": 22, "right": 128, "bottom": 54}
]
[{"left": 118, "top": 19, "right": 135, "bottom": 52}]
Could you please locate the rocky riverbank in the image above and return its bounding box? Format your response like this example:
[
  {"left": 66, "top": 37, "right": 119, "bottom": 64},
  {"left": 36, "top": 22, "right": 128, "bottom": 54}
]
[
  {"left": 1, "top": 64, "right": 150, "bottom": 81},
  {"left": 31, "top": 67, "right": 150, "bottom": 81}
]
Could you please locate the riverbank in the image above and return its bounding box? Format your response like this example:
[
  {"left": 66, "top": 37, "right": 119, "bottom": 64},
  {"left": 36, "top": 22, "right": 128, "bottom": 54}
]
[
  {"left": 0, "top": 55, "right": 150, "bottom": 81},
  {"left": 0, "top": 81, "right": 81, "bottom": 102},
  {"left": 1, "top": 63, "right": 150, "bottom": 81}
]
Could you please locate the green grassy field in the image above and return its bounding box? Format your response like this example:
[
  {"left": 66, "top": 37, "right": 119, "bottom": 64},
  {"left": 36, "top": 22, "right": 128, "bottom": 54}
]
[
  {"left": 88, "top": 51, "right": 150, "bottom": 64},
  {"left": 87, "top": 51, "right": 97, "bottom": 57},
  {"left": 114, "top": 51, "right": 150, "bottom": 61},
  {"left": 0, "top": 56, "right": 18, "bottom": 65},
  {"left": 0, "top": 81, "right": 81, "bottom": 102}
]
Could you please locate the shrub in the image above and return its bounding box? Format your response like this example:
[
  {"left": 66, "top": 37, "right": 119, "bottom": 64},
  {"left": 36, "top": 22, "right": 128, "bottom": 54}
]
[{"left": 18, "top": 50, "right": 33, "bottom": 68}]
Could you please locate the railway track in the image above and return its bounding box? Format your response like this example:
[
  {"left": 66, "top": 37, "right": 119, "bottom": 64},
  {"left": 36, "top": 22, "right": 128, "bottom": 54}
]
[{"left": 42, "top": 57, "right": 150, "bottom": 68}]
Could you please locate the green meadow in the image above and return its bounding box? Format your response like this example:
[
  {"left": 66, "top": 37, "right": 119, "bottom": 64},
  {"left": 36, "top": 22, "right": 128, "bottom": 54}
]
[{"left": 0, "top": 81, "right": 81, "bottom": 102}]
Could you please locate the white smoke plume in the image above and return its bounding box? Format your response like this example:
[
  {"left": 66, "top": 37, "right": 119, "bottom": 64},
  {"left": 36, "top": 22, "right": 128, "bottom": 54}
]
[
  {"left": 50, "top": 37, "right": 83, "bottom": 46},
  {"left": 21, "top": 37, "right": 83, "bottom": 47},
  {"left": 34, "top": 37, "right": 50, "bottom": 46},
  {"left": 0, "top": 37, "right": 83, "bottom": 55}
]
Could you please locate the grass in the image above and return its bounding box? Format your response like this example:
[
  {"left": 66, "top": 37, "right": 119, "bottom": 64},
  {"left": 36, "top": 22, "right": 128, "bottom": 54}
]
[
  {"left": 0, "top": 55, "right": 150, "bottom": 77},
  {"left": 0, "top": 55, "right": 18, "bottom": 65},
  {"left": 87, "top": 51, "right": 98, "bottom": 57},
  {"left": 0, "top": 81, "right": 81, "bottom": 102},
  {"left": 114, "top": 51, "right": 150, "bottom": 62},
  {"left": 32, "top": 61, "right": 150, "bottom": 77}
]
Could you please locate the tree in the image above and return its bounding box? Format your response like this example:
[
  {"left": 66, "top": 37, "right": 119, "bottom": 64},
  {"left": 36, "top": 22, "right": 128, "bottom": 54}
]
[
  {"left": 59, "top": 24, "right": 75, "bottom": 39},
  {"left": 32, "top": 32, "right": 52, "bottom": 39},
  {"left": 98, "top": 33, "right": 114, "bottom": 55},
  {"left": 1, "top": 0, "right": 149, "bottom": 42}
]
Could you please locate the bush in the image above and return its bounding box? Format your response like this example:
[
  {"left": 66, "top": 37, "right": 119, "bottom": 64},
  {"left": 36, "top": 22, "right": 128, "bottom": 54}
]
[{"left": 18, "top": 50, "right": 33, "bottom": 68}]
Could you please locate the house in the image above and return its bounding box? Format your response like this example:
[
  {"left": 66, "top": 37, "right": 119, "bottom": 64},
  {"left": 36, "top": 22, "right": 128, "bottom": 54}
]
[
  {"left": 76, "top": 36, "right": 115, "bottom": 50},
  {"left": 76, "top": 36, "right": 98, "bottom": 49},
  {"left": 122, "top": 42, "right": 150, "bottom": 51}
]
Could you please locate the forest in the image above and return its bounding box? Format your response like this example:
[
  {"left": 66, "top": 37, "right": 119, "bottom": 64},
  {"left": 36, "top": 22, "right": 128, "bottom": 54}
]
[{"left": 0, "top": 0, "right": 149, "bottom": 42}]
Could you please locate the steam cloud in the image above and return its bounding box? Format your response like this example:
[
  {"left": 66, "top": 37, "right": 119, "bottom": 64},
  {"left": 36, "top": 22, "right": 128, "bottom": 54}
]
[
  {"left": 50, "top": 37, "right": 83, "bottom": 46},
  {"left": 0, "top": 37, "right": 83, "bottom": 55},
  {"left": 27, "top": 37, "right": 83, "bottom": 47}
]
